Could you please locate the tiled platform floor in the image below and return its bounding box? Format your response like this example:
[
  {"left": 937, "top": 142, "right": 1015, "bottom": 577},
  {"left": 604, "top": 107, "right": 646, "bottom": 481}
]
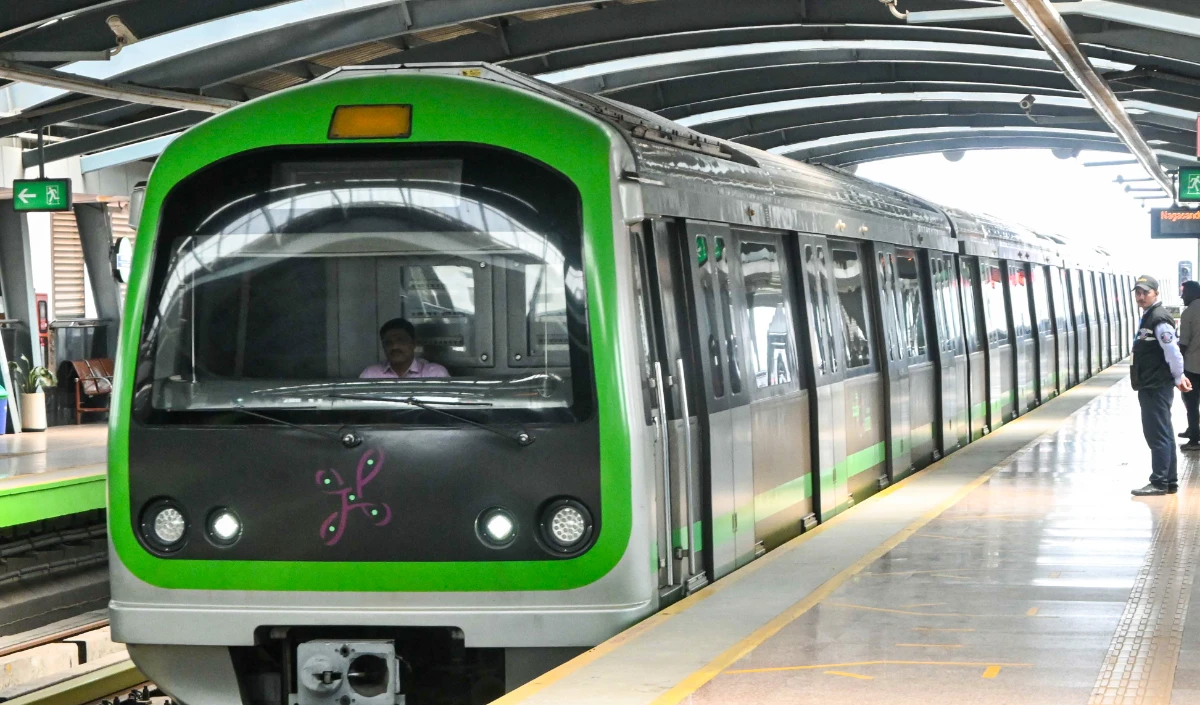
[{"left": 498, "top": 365, "right": 1200, "bottom": 705}]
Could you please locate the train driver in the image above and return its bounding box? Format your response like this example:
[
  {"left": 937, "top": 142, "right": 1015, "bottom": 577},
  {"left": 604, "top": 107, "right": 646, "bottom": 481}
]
[{"left": 359, "top": 317, "right": 450, "bottom": 379}]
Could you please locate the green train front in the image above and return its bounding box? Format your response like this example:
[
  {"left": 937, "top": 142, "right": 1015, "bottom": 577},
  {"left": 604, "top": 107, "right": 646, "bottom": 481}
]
[{"left": 109, "top": 67, "right": 653, "bottom": 704}]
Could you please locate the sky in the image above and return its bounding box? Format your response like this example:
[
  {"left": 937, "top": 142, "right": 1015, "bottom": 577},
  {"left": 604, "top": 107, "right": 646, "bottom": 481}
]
[{"left": 855, "top": 149, "right": 1195, "bottom": 302}]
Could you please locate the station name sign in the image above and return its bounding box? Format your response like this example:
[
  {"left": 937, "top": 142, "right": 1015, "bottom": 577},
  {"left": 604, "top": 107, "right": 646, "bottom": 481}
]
[
  {"left": 1152, "top": 207, "right": 1200, "bottom": 239},
  {"left": 11, "top": 179, "right": 72, "bottom": 212}
]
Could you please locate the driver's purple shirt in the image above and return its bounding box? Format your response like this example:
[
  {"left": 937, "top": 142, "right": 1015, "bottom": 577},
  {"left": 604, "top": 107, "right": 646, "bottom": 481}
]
[{"left": 359, "top": 358, "right": 450, "bottom": 379}]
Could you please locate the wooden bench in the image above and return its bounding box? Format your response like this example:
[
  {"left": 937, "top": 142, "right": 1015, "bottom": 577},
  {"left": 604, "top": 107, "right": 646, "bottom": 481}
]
[{"left": 70, "top": 359, "right": 113, "bottom": 424}]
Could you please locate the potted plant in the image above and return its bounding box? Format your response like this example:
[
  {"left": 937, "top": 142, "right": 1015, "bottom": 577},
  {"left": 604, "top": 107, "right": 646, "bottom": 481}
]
[{"left": 9, "top": 356, "right": 56, "bottom": 432}]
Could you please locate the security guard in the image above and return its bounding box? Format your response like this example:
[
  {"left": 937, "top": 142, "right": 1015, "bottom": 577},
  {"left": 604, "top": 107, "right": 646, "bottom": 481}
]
[{"left": 1131, "top": 275, "right": 1192, "bottom": 496}]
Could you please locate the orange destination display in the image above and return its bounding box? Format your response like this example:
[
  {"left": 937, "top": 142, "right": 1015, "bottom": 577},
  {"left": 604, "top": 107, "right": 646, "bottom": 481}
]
[{"left": 1151, "top": 208, "right": 1200, "bottom": 238}]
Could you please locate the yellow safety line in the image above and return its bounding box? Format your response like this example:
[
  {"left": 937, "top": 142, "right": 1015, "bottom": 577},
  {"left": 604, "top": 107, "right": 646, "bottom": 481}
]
[
  {"left": 724, "top": 660, "right": 1034, "bottom": 675},
  {"left": 983, "top": 665, "right": 1002, "bottom": 679},
  {"left": 647, "top": 453, "right": 1022, "bottom": 705},
  {"left": 1026, "top": 607, "right": 1039, "bottom": 616},
  {"left": 824, "top": 670, "right": 873, "bottom": 680},
  {"left": 912, "top": 627, "right": 975, "bottom": 632},
  {"left": 901, "top": 603, "right": 947, "bottom": 608}
]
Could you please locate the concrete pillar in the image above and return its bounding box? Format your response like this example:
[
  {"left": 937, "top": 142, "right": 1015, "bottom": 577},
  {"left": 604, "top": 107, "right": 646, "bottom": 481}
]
[{"left": 72, "top": 203, "right": 121, "bottom": 359}]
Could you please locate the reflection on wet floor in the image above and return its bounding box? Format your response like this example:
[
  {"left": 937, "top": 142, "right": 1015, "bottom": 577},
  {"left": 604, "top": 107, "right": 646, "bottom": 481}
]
[
  {"left": 690, "top": 385, "right": 1198, "bottom": 705},
  {"left": 0, "top": 424, "right": 106, "bottom": 479}
]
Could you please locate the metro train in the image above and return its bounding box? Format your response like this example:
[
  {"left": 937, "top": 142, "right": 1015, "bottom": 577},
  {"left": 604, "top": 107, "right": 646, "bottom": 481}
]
[{"left": 108, "top": 63, "right": 1135, "bottom": 705}]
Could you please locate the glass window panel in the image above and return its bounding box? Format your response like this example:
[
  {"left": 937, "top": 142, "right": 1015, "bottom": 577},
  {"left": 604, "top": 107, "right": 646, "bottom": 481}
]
[
  {"left": 715, "top": 237, "right": 743, "bottom": 395},
  {"left": 832, "top": 246, "right": 872, "bottom": 369},
  {"left": 140, "top": 144, "right": 589, "bottom": 420},
  {"left": 742, "top": 241, "right": 796, "bottom": 388},
  {"left": 698, "top": 245, "right": 726, "bottom": 399},
  {"left": 895, "top": 250, "right": 925, "bottom": 357},
  {"left": 805, "top": 244, "right": 831, "bottom": 375},
  {"left": 960, "top": 258, "right": 981, "bottom": 352}
]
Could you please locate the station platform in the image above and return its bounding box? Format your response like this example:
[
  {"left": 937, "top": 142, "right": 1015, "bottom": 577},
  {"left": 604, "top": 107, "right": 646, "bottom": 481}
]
[
  {"left": 0, "top": 425, "right": 106, "bottom": 528},
  {"left": 496, "top": 364, "right": 1200, "bottom": 705}
]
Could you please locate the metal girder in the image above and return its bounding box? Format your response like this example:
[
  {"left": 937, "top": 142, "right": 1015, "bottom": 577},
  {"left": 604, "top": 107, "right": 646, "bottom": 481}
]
[
  {"left": 22, "top": 110, "right": 207, "bottom": 167},
  {"left": 1000, "top": 0, "right": 1174, "bottom": 194},
  {"left": 0, "top": 60, "right": 236, "bottom": 113},
  {"left": 908, "top": 1, "right": 1200, "bottom": 39},
  {"left": 815, "top": 136, "right": 1130, "bottom": 166}
]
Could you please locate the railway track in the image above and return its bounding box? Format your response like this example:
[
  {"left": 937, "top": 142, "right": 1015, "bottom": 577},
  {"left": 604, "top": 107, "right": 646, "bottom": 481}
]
[{"left": 0, "top": 615, "right": 153, "bottom": 705}]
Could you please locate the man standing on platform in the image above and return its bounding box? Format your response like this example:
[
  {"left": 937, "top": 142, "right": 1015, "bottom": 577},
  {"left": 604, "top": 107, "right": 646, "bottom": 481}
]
[
  {"left": 1178, "top": 280, "right": 1200, "bottom": 451},
  {"left": 1131, "top": 275, "right": 1192, "bottom": 496}
]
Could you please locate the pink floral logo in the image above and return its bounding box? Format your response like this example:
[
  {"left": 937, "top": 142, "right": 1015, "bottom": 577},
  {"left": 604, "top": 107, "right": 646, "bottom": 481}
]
[{"left": 316, "top": 449, "right": 392, "bottom": 546}]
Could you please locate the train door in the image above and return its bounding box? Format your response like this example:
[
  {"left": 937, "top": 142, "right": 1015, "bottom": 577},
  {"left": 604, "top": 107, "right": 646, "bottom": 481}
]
[
  {"left": 1083, "top": 271, "right": 1103, "bottom": 376},
  {"left": 1092, "top": 272, "right": 1109, "bottom": 370},
  {"left": 738, "top": 231, "right": 812, "bottom": 552},
  {"left": 1111, "top": 273, "right": 1127, "bottom": 359},
  {"left": 929, "top": 251, "right": 968, "bottom": 453},
  {"left": 1049, "top": 266, "right": 1074, "bottom": 392},
  {"left": 799, "top": 235, "right": 851, "bottom": 517},
  {"left": 828, "top": 240, "right": 887, "bottom": 502},
  {"left": 979, "top": 258, "right": 1014, "bottom": 427},
  {"left": 875, "top": 245, "right": 912, "bottom": 480},
  {"left": 1004, "top": 261, "right": 1035, "bottom": 415},
  {"left": 959, "top": 256, "right": 988, "bottom": 440},
  {"left": 1104, "top": 274, "right": 1120, "bottom": 364},
  {"left": 683, "top": 222, "right": 754, "bottom": 580},
  {"left": 640, "top": 220, "right": 709, "bottom": 594},
  {"left": 1030, "top": 265, "right": 1056, "bottom": 401},
  {"left": 1071, "top": 269, "right": 1092, "bottom": 379},
  {"left": 896, "top": 247, "right": 937, "bottom": 473}
]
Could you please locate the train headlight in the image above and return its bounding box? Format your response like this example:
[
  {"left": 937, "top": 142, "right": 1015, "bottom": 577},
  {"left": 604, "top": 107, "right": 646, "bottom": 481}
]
[
  {"left": 140, "top": 500, "right": 188, "bottom": 551},
  {"left": 538, "top": 499, "right": 594, "bottom": 555},
  {"left": 153, "top": 507, "right": 186, "bottom": 544},
  {"left": 207, "top": 508, "right": 242, "bottom": 546},
  {"left": 476, "top": 507, "right": 517, "bottom": 548}
]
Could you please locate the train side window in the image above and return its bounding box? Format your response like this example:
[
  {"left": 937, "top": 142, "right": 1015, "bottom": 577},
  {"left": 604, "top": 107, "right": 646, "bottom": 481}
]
[
  {"left": 715, "top": 236, "right": 743, "bottom": 395},
  {"left": 1073, "top": 269, "right": 1088, "bottom": 327},
  {"left": 1049, "top": 267, "right": 1068, "bottom": 332},
  {"left": 697, "top": 236, "right": 726, "bottom": 398},
  {"left": 805, "top": 244, "right": 832, "bottom": 375},
  {"left": 895, "top": 249, "right": 926, "bottom": 358},
  {"left": 1008, "top": 264, "right": 1031, "bottom": 338},
  {"left": 816, "top": 246, "right": 838, "bottom": 372},
  {"left": 742, "top": 240, "right": 797, "bottom": 388},
  {"left": 1031, "top": 265, "right": 1051, "bottom": 335},
  {"left": 982, "top": 262, "right": 1008, "bottom": 345},
  {"left": 831, "top": 244, "right": 873, "bottom": 370},
  {"left": 944, "top": 256, "right": 964, "bottom": 350},
  {"left": 885, "top": 253, "right": 905, "bottom": 360},
  {"left": 960, "top": 258, "right": 982, "bottom": 353}
]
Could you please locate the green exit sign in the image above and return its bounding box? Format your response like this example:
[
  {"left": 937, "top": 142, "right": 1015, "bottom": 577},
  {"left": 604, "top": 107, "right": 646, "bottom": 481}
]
[
  {"left": 12, "top": 178, "right": 72, "bottom": 212},
  {"left": 1181, "top": 168, "right": 1200, "bottom": 203}
]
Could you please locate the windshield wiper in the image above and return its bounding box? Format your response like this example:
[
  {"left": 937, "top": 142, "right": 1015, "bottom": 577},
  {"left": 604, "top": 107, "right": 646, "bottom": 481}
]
[
  {"left": 325, "top": 394, "right": 534, "bottom": 447},
  {"left": 231, "top": 405, "right": 363, "bottom": 448}
]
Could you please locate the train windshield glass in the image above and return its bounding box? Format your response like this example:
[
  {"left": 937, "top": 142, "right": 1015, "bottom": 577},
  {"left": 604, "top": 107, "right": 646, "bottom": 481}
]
[{"left": 138, "top": 144, "right": 591, "bottom": 421}]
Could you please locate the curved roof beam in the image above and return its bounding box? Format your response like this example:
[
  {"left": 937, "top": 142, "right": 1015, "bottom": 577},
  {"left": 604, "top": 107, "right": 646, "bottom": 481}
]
[
  {"left": 0, "top": 0, "right": 598, "bottom": 113},
  {"left": 604, "top": 59, "right": 1079, "bottom": 115},
  {"left": 729, "top": 110, "right": 1192, "bottom": 156},
  {"left": 773, "top": 126, "right": 1127, "bottom": 161},
  {"left": 677, "top": 91, "right": 1198, "bottom": 134},
  {"left": 538, "top": 39, "right": 1137, "bottom": 94},
  {"left": 818, "top": 136, "right": 1131, "bottom": 166}
]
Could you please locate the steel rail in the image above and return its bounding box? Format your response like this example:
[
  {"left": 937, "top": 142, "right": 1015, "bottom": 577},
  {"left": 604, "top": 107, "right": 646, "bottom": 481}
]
[
  {"left": 0, "top": 618, "right": 109, "bottom": 660},
  {"left": 998, "top": 0, "right": 1175, "bottom": 196}
]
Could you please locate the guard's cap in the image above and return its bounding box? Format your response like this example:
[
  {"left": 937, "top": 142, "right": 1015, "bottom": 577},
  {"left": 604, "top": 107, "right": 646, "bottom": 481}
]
[{"left": 1133, "top": 275, "right": 1159, "bottom": 293}]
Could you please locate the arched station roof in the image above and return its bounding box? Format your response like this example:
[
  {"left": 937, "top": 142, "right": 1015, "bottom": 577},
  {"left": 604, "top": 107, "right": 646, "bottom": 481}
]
[{"left": 2, "top": 0, "right": 1198, "bottom": 184}]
